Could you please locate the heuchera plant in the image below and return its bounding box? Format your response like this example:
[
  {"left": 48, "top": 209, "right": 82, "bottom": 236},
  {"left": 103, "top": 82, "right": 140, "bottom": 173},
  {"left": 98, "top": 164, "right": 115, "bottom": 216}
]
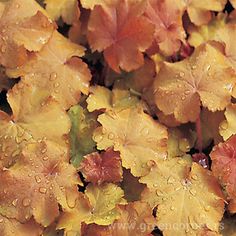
[{"left": 0, "top": 0, "right": 236, "bottom": 235}]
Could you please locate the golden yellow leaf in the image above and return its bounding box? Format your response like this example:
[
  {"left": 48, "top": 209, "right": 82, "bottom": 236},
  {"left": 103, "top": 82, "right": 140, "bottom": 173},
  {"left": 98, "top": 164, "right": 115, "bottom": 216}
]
[
  {"left": 188, "top": 14, "right": 227, "bottom": 48},
  {"left": 58, "top": 183, "right": 125, "bottom": 235},
  {"left": 87, "top": 86, "right": 112, "bottom": 112},
  {"left": 201, "top": 108, "right": 224, "bottom": 147},
  {"left": 44, "top": 0, "right": 79, "bottom": 24},
  {"left": 140, "top": 159, "right": 225, "bottom": 236},
  {"left": 93, "top": 106, "right": 168, "bottom": 177},
  {"left": 167, "top": 126, "right": 196, "bottom": 158},
  {"left": 154, "top": 43, "right": 235, "bottom": 123},
  {"left": 7, "top": 31, "right": 91, "bottom": 110},
  {"left": 0, "top": 0, "right": 55, "bottom": 68},
  {"left": 0, "top": 141, "right": 80, "bottom": 226},
  {"left": 184, "top": 0, "right": 226, "bottom": 25},
  {"left": 0, "top": 86, "right": 70, "bottom": 167},
  {"left": 219, "top": 104, "right": 236, "bottom": 141},
  {"left": 80, "top": 0, "right": 104, "bottom": 9}
]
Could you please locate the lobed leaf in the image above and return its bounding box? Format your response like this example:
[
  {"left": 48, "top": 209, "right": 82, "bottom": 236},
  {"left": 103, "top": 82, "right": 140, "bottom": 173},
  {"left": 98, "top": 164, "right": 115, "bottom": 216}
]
[
  {"left": 87, "top": 0, "right": 155, "bottom": 72},
  {"left": 140, "top": 158, "right": 225, "bottom": 236}
]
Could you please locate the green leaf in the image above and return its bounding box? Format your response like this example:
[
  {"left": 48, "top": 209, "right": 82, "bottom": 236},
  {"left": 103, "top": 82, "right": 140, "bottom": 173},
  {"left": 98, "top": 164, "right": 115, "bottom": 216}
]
[{"left": 68, "top": 105, "right": 98, "bottom": 168}]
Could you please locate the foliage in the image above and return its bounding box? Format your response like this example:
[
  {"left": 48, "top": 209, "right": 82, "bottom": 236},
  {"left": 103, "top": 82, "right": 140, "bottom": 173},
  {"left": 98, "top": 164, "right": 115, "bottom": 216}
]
[{"left": 0, "top": 0, "right": 236, "bottom": 235}]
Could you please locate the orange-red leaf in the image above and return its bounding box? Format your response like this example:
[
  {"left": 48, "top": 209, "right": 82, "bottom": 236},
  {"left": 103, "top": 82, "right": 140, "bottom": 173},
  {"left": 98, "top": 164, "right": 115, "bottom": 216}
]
[
  {"left": 210, "top": 135, "right": 236, "bottom": 213},
  {"left": 88, "top": 0, "right": 155, "bottom": 72},
  {"left": 144, "top": 0, "right": 186, "bottom": 56},
  {"left": 80, "top": 148, "right": 123, "bottom": 185},
  {"left": 0, "top": 216, "right": 43, "bottom": 236}
]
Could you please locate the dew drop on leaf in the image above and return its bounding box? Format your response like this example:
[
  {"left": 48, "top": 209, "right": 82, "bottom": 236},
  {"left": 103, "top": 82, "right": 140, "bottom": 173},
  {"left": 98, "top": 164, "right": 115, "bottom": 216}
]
[
  {"left": 22, "top": 198, "right": 31, "bottom": 207},
  {"left": 39, "top": 187, "right": 47, "bottom": 194},
  {"left": 35, "top": 175, "right": 42, "bottom": 183}
]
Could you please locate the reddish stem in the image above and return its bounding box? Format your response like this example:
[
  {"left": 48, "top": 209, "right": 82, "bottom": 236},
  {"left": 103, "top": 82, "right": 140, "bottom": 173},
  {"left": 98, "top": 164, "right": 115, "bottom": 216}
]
[{"left": 196, "top": 116, "right": 203, "bottom": 153}]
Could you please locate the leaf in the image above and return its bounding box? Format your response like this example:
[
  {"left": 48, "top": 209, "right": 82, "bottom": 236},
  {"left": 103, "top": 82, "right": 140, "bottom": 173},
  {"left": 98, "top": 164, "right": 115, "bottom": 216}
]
[
  {"left": 0, "top": 0, "right": 55, "bottom": 68},
  {"left": 189, "top": 17, "right": 236, "bottom": 75},
  {"left": 80, "top": 0, "right": 103, "bottom": 10},
  {"left": 93, "top": 106, "right": 168, "bottom": 177},
  {"left": 201, "top": 108, "right": 224, "bottom": 148},
  {"left": 210, "top": 135, "right": 236, "bottom": 213},
  {"left": 154, "top": 43, "right": 235, "bottom": 123},
  {"left": 110, "top": 201, "right": 156, "bottom": 236},
  {"left": 87, "top": 86, "right": 112, "bottom": 112},
  {"left": 144, "top": 0, "right": 186, "bottom": 56},
  {"left": 44, "top": 0, "right": 79, "bottom": 24},
  {"left": 0, "top": 141, "right": 80, "bottom": 226},
  {"left": 126, "top": 58, "right": 156, "bottom": 93},
  {"left": 167, "top": 126, "right": 196, "bottom": 158},
  {"left": 80, "top": 148, "right": 123, "bottom": 185},
  {"left": 188, "top": 13, "right": 227, "bottom": 48},
  {"left": 219, "top": 104, "right": 236, "bottom": 141},
  {"left": 87, "top": 0, "right": 155, "bottom": 72},
  {"left": 140, "top": 158, "right": 225, "bottom": 236},
  {"left": 86, "top": 84, "right": 139, "bottom": 112},
  {"left": 0, "top": 216, "right": 43, "bottom": 236},
  {"left": 7, "top": 31, "right": 91, "bottom": 110},
  {"left": 82, "top": 223, "right": 112, "bottom": 236},
  {"left": 82, "top": 201, "right": 156, "bottom": 236},
  {"left": 68, "top": 105, "right": 98, "bottom": 168},
  {"left": 85, "top": 183, "right": 125, "bottom": 225},
  {"left": 0, "top": 90, "right": 70, "bottom": 167},
  {"left": 184, "top": 0, "right": 226, "bottom": 25},
  {"left": 58, "top": 183, "right": 125, "bottom": 234},
  {"left": 121, "top": 169, "right": 145, "bottom": 202}
]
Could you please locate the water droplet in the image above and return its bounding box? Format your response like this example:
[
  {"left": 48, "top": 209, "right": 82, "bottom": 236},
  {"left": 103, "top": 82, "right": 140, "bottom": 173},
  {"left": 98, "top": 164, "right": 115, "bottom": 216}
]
[
  {"left": 0, "top": 218, "right": 3, "bottom": 223},
  {"left": 22, "top": 198, "right": 31, "bottom": 207},
  {"left": 35, "top": 175, "right": 42, "bottom": 183},
  {"left": 39, "top": 187, "right": 47, "bottom": 194},
  {"left": 153, "top": 183, "right": 158, "bottom": 188},
  {"left": 156, "top": 189, "right": 163, "bottom": 196},
  {"left": 204, "top": 205, "right": 210, "bottom": 212},
  {"left": 54, "top": 82, "right": 60, "bottom": 88},
  {"left": 108, "top": 132, "right": 115, "bottom": 140},
  {"left": 191, "top": 65, "right": 197, "bottom": 70},
  {"left": 181, "top": 95, "right": 186, "bottom": 101},
  {"left": 41, "top": 148, "right": 47, "bottom": 154},
  {"left": 25, "top": 214, "right": 30, "bottom": 220},
  {"left": 50, "top": 72, "right": 57, "bottom": 81},
  {"left": 43, "top": 156, "right": 49, "bottom": 161},
  {"left": 12, "top": 198, "right": 18, "bottom": 207},
  {"left": 167, "top": 176, "right": 175, "bottom": 184},
  {"left": 191, "top": 174, "right": 198, "bottom": 181},
  {"left": 184, "top": 89, "right": 190, "bottom": 95},
  {"left": 170, "top": 206, "right": 175, "bottom": 211},
  {"left": 1, "top": 45, "right": 6, "bottom": 53},
  {"left": 189, "top": 189, "right": 196, "bottom": 196},
  {"left": 15, "top": 3, "right": 20, "bottom": 8},
  {"left": 179, "top": 72, "right": 185, "bottom": 77},
  {"left": 146, "top": 160, "right": 155, "bottom": 167}
]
